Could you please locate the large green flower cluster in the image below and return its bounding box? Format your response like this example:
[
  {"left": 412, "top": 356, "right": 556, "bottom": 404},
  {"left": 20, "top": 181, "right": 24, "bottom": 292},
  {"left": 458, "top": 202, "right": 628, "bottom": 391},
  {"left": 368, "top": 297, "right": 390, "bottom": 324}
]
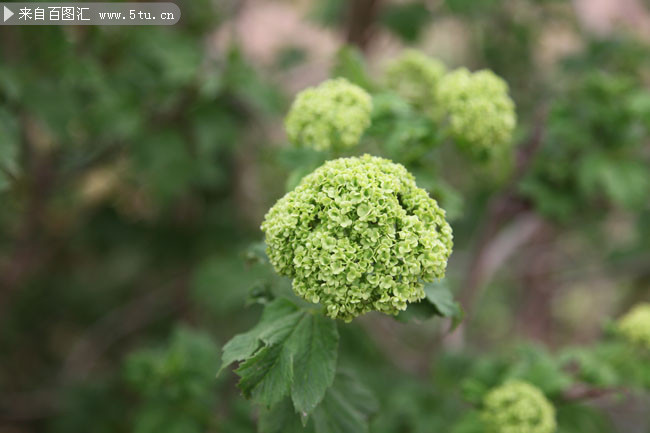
[
  {"left": 261, "top": 155, "right": 453, "bottom": 321},
  {"left": 482, "top": 381, "right": 556, "bottom": 433},
  {"left": 618, "top": 303, "right": 650, "bottom": 349},
  {"left": 284, "top": 78, "right": 372, "bottom": 151},
  {"left": 437, "top": 68, "right": 516, "bottom": 158},
  {"left": 384, "top": 50, "right": 446, "bottom": 114}
]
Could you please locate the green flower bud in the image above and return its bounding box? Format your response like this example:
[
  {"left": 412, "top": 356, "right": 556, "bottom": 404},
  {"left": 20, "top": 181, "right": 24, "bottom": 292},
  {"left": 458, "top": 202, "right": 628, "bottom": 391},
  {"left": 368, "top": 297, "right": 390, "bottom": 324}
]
[
  {"left": 618, "top": 303, "right": 650, "bottom": 349},
  {"left": 438, "top": 68, "right": 516, "bottom": 159},
  {"left": 285, "top": 78, "right": 372, "bottom": 151},
  {"left": 384, "top": 50, "right": 446, "bottom": 115},
  {"left": 482, "top": 381, "right": 556, "bottom": 433},
  {"left": 261, "top": 155, "right": 453, "bottom": 321}
]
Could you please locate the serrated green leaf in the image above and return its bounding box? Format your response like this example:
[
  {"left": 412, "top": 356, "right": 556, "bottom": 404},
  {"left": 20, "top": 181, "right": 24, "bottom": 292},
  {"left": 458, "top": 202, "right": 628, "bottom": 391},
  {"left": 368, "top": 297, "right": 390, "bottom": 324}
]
[
  {"left": 223, "top": 299, "right": 340, "bottom": 412},
  {"left": 219, "top": 299, "right": 302, "bottom": 375},
  {"left": 423, "top": 281, "right": 456, "bottom": 316},
  {"left": 395, "top": 300, "right": 439, "bottom": 323},
  {"left": 331, "top": 371, "right": 378, "bottom": 415},
  {"left": 219, "top": 331, "right": 261, "bottom": 375},
  {"left": 289, "top": 314, "right": 339, "bottom": 419},
  {"left": 312, "top": 389, "right": 367, "bottom": 433},
  {"left": 423, "top": 280, "right": 464, "bottom": 331},
  {"left": 258, "top": 312, "right": 306, "bottom": 346},
  {"left": 311, "top": 373, "right": 377, "bottom": 433},
  {"left": 236, "top": 343, "right": 294, "bottom": 407},
  {"left": 259, "top": 398, "right": 315, "bottom": 433},
  {"left": 331, "top": 45, "right": 374, "bottom": 90}
]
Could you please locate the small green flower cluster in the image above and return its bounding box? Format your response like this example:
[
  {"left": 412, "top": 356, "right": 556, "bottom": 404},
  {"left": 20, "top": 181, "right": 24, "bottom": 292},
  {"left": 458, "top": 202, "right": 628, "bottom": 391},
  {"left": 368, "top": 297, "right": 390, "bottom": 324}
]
[
  {"left": 384, "top": 49, "right": 446, "bottom": 115},
  {"left": 437, "top": 68, "right": 516, "bottom": 158},
  {"left": 482, "top": 381, "right": 556, "bottom": 433},
  {"left": 261, "top": 155, "right": 453, "bottom": 321},
  {"left": 284, "top": 78, "right": 372, "bottom": 151},
  {"left": 618, "top": 303, "right": 650, "bottom": 349}
]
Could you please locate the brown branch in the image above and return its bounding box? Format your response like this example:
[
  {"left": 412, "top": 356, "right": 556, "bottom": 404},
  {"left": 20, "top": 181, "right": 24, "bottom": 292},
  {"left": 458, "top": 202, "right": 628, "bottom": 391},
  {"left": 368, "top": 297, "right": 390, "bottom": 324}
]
[
  {"left": 0, "top": 113, "right": 59, "bottom": 315},
  {"left": 459, "top": 106, "right": 548, "bottom": 314},
  {"left": 515, "top": 220, "right": 557, "bottom": 344},
  {"left": 345, "top": 0, "right": 383, "bottom": 51},
  {"left": 563, "top": 384, "right": 626, "bottom": 402},
  {"left": 0, "top": 389, "right": 60, "bottom": 421}
]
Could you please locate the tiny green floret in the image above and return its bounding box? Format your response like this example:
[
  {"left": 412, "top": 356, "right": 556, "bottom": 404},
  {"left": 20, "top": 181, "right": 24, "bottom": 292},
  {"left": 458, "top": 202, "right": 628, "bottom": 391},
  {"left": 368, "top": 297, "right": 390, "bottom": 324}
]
[
  {"left": 285, "top": 78, "right": 372, "bottom": 151},
  {"left": 384, "top": 49, "right": 446, "bottom": 114},
  {"left": 438, "top": 68, "right": 516, "bottom": 158},
  {"left": 482, "top": 380, "right": 556, "bottom": 433},
  {"left": 261, "top": 155, "right": 453, "bottom": 321},
  {"left": 618, "top": 303, "right": 650, "bottom": 349}
]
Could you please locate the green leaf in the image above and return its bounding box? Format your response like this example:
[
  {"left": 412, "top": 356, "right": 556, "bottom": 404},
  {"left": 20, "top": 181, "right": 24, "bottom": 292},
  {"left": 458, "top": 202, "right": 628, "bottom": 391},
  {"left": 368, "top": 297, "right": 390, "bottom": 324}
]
[
  {"left": 0, "top": 108, "right": 19, "bottom": 192},
  {"left": 556, "top": 402, "right": 615, "bottom": 433},
  {"left": 331, "top": 371, "right": 378, "bottom": 415},
  {"left": 380, "top": 2, "right": 432, "bottom": 42},
  {"left": 219, "top": 299, "right": 302, "bottom": 375},
  {"left": 507, "top": 345, "right": 573, "bottom": 395},
  {"left": 313, "top": 388, "right": 366, "bottom": 433},
  {"left": 259, "top": 399, "right": 315, "bottom": 433},
  {"left": 236, "top": 343, "right": 294, "bottom": 407},
  {"left": 578, "top": 153, "right": 650, "bottom": 210},
  {"left": 244, "top": 241, "right": 270, "bottom": 266},
  {"left": 131, "top": 131, "right": 196, "bottom": 204},
  {"left": 331, "top": 46, "right": 374, "bottom": 90},
  {"left": 394, "top": 300, "right": 439, "bottom": 323},
  {"left": 308, "top": 0, "right": 346, "bottom": 27},
  {"left": 289, "top": 314, "right": 339, "bottom": 419},
  {"left": 219, "top": 331, "right": 261, "bottom": 375},
  {"left": 312, "top": 372, "right": 378, "bottom": 433},
  {"left": 423, "top": 280, "right": 464, "bottom": 331},
  {"left": 221, "top": 299, "right": 340, "bottom": 413}
]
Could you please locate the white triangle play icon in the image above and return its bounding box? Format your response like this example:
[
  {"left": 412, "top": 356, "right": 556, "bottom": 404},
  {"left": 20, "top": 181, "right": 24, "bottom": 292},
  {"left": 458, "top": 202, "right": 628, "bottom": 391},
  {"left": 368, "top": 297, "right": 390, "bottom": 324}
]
[{"left": 4, "top": 6, "right": 14, "bottom": 22}]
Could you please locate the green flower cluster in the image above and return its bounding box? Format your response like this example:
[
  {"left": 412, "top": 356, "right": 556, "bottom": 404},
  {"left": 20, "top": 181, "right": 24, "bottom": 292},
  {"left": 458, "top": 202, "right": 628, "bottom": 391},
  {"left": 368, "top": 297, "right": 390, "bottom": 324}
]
[
  {"left": 384, "top": 50, "right": 446, "bottom": 115},
  {"left": 618, "top": 303, "right": 650, "bottom": 349},
  {"left": 437, "top": 68, "right": 516, "bottom": 158},
  {"left": 261, "top": 155, "right": 453, "bottom": 321},
  {"left": 284, "top": 78, "right": 372, "bottom": 151},
  {"left": 482, "top": 381, "right": 556, "bottom": 433}
]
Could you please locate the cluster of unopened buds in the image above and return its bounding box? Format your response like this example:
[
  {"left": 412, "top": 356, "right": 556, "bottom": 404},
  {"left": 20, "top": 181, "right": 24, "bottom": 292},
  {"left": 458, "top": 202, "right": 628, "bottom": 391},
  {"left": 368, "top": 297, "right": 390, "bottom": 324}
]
[
  {"left": 284, "top": 78, "right": 372, "bottom": 152},
  {"left": 261, "top": 155, "right": 453, "bottom": 321},
  {"left": 482, "top": 380, "right": 557, "bottom": 433},
  {"left": 618, "top": 303, "right": 650, "bottom": 349},
  {"left": 266, "top": 50, "right": 519, "bottom": 319}
]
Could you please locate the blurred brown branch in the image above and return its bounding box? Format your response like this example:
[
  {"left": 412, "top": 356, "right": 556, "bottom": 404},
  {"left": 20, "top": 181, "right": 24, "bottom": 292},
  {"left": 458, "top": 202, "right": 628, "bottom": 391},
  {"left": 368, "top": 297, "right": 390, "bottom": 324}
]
[
  {"left": 346, "top": 0, "right": 383, "bottom": 51},
  {"left": 563, "top": 384, "right": 626, "bottom": 401},
  {"left": 0, "top": 389, "right": 60, "bottom": 422},
  {"left": 0, "top": 113, "right": 59, "bottom": 316},
  {"left": 459, "top": 106, "right": 548, "bottom": 315}
]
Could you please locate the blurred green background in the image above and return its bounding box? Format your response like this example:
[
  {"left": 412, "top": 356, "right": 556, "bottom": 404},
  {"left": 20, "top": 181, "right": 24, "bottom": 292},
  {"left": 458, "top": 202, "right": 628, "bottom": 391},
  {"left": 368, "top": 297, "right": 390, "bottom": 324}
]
[{"left": 0, "top": 0, "right": 649, "bottom": 432}]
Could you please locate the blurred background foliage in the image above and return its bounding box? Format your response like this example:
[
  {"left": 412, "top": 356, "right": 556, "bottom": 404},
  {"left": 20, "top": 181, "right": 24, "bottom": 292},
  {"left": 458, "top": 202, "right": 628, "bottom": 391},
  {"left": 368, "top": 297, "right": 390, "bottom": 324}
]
[{"left": 0, "top": 0, "right": 649, "bottom": 432}]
